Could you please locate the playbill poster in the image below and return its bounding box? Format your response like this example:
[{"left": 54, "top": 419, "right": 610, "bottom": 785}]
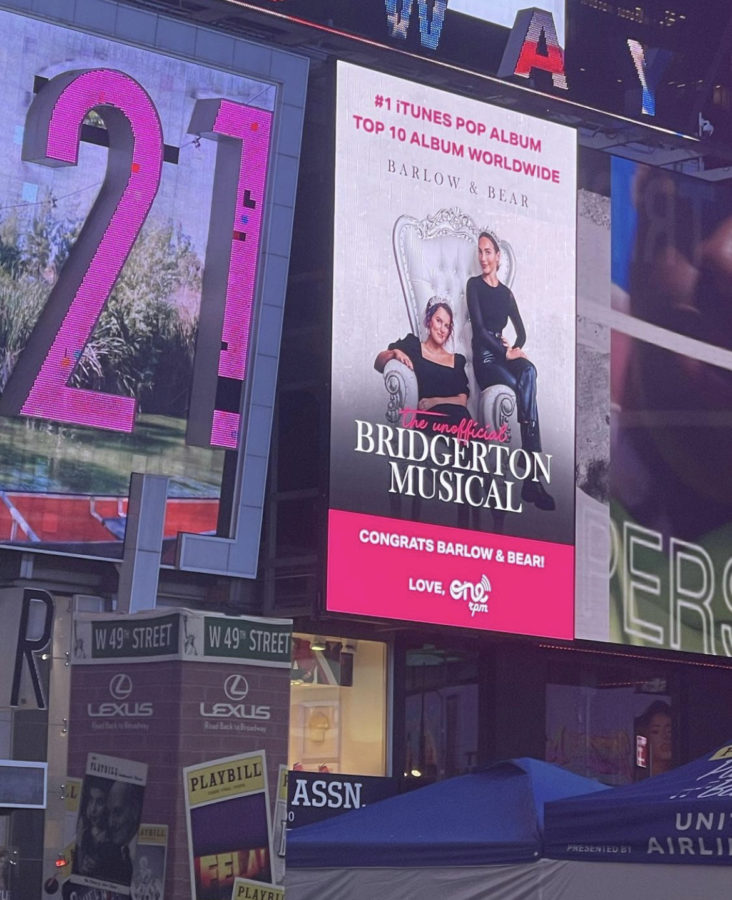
[
  {"left": 183, "top": 751, "right": 273, "bottom": 900},
  {"left": 328, "top": 61, "right": 577, "bottom": 638},
  {"left": 68, "top": 753, "right": 147, "bottom": 898}
]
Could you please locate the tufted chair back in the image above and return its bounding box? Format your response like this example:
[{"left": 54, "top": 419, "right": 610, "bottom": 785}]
[{"left": 392, "top": 208, "right": 515, "bottom": 418}]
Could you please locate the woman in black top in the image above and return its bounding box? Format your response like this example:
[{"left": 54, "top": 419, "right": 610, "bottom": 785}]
[
  {"left": 374, "top": 298, "right": 469, "bottom": 428},
  {"left": 466, "top": 231, "right": 554, "bottom": 510}
]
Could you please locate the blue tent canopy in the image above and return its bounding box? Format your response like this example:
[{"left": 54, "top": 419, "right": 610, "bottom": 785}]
[
  {"left": 287, "top": 758, "right": 608, "bottom": 868},
  {"left": 545, "top": 741, "right": 732, "bottom": 865}
]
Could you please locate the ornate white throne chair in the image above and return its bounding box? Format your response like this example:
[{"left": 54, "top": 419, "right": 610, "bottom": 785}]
[{"left": 383, "top": 207, "right": 518, "bottom": 442}]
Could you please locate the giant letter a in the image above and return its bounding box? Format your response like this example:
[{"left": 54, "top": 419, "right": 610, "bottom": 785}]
[{"left": 498, "top": 8, "right": 568, "bottom": 90}]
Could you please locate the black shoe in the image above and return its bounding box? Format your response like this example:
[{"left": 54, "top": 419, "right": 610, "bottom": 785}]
[{"left": 521, "top": 479, "right": 555, "bottom": 511}]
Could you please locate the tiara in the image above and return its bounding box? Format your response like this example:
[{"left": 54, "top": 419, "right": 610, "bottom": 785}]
[
  {"left": 478, "top": 227, "right": 500, "bottom": 245},
  {"left": 425, "top": 295, "right": 449, "bottom": 311}
]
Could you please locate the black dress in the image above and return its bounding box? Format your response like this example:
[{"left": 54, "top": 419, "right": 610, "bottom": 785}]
[
  {"left": 388, "top": 333, "right": 470, "bottom": 427},
  {"left": 466, "top": 276, "right": 541, "bottom": 447}
]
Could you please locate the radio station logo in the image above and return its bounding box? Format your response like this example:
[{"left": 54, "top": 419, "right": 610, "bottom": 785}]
[
  {"left": 450, "top": 575, "right": 491, "bottom": 616},
  {"left": 199, "top": 673, "right": 271, "bottom": 721},
  {"left": 87, "top": 673, "right": 153, "bottom": 718}
]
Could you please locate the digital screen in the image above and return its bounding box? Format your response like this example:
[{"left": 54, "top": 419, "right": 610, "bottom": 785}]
[
  {"left": 327, "top": 62, "right": 576, "bottom": 637},
  {"left": 609, "top": 159, "right": 732, "bottom": 655},
  {"left": 450, "top": 0, "right": 565, "bottom": 41},
  {"left": 0, "top": 759, "right": 47, "bottom": 808},
  {"left": 574, "top": 153, "right": 732, "bottom": 657},
  {"left": 0, "top": 8, "right": 277, "bottom": 561}
]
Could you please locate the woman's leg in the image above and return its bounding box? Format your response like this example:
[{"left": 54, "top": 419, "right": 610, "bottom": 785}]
[
  {"left": 483, "top": 357, "right": 554, "bottom": 510},
  {"left": 477, "top": 356, "right": 541, "bottom": 445},
  {"left": 505, "top": 359, "right": 542, "bottom": 452}
]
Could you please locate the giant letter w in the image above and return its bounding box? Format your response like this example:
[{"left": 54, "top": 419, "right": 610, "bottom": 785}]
[{"left": 385, "top": 0, "right": 447, "bottom": 50}]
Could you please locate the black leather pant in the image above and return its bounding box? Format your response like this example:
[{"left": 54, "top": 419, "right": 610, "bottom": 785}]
[{"left": 474, "top": 344, "right": 541, "bottom": 451}]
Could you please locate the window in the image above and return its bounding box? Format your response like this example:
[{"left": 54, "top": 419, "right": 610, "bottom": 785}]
[
  {"left": 545, "top": 659, "right": 674, "bottom": 784},
  {"left": 403, "top": 642, "right": 479, "bottom": 786},
  {"left": 289, "top": 634, "right": 387, "bottom": 776}
]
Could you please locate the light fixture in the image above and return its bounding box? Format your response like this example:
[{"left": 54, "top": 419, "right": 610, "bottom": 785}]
[{"left": 310, "top": 636, "right": 326, "bottom": 652}]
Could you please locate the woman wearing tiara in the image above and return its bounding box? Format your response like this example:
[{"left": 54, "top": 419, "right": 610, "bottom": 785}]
[
  {"left": 466, "top": 230, "right": 554, "bottom": 510},
  {"left": 374, "top": 297, "right": 469, "bottom": 428}
]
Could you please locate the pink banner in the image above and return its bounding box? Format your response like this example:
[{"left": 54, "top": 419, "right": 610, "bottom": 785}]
[{"left": 327, "top": 509, "right": 574, "bottom": 639}]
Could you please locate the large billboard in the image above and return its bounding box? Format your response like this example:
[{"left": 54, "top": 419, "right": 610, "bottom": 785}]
[
  {"left": 0, "top": 2, "right": 307, "bottom": 576},
  {"left": 574, "top": 153, "right": 732, "bottom": 657},
  {"left": 327, "top": 61, "right": 576, "bottom": 637}
]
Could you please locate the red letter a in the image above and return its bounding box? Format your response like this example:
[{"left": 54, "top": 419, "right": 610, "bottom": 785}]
[{"left": 498, "top": 8, "right": 568, "bottom": 90}]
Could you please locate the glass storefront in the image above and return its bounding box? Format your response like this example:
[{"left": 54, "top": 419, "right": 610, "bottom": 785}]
[{"left": 288, "top": 629, "right": 732, "bottom": 790}]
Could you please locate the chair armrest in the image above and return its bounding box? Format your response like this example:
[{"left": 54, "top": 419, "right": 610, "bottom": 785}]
[
  {"left": 383, "top": 359, "right": 419, "bottom": 424},
  {"left": 479, "top": 385, "right": 517, "bottom": 444}
]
